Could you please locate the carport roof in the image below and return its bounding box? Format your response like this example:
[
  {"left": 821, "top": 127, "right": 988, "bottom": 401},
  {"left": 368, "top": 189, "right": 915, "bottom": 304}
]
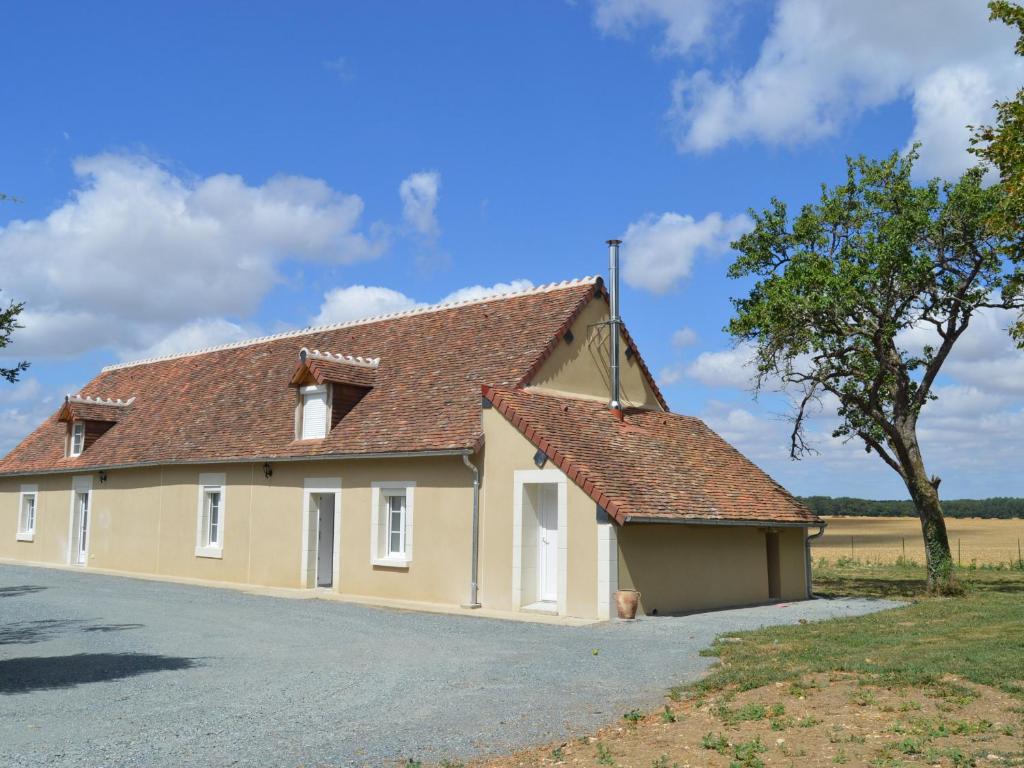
[{"left": 483, "top": 385, "right": 820, "bottom": 526}]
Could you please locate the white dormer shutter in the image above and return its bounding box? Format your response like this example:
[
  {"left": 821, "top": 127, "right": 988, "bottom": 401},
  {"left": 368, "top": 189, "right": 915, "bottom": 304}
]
[{"left": 301, "top": 385, "right": 328, "bottom": 440}]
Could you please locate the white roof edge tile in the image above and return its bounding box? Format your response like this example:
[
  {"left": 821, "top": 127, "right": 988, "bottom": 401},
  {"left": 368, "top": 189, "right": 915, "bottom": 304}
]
[
  {"left": 300, "top": 349, "right": 380, "bottom": 367},
  {"left": 101, "top": 276, "right": 601, "bottom": 372},
  {"left": 66, "top": 395, "right": 136, "bottom": 407}
]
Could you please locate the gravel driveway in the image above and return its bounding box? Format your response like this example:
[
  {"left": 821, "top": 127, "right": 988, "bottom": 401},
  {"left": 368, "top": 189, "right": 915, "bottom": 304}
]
[{"left": 0, "top": 564, "right": 899, "bottom": 767}]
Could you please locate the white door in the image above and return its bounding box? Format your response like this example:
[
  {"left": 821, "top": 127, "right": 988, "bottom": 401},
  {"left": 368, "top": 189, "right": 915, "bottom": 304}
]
[
  {"left": 316, "top": 494, "right": 335, "bottom": 587},
  {"left": 75, "top": 491, "right": 90, "bottom": 565},
  {"left": 536, "top": 484, "right": 558, "bottom": 602}
]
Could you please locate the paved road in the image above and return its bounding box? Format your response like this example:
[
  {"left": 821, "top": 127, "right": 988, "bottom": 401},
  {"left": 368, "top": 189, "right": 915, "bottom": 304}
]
[{"left": 0, "top": 564, "right": 900, "bottom": 767}]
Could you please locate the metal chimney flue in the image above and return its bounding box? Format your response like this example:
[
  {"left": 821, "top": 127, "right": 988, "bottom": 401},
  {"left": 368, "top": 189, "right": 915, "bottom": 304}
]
[{"left": 607, "top": 239, "right": 623, "bottom": 415}]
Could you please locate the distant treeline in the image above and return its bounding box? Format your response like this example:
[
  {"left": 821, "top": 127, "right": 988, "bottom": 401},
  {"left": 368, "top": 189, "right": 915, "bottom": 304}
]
[{"left": 799, "top": 496, "right": 1024, "bottom": 519}]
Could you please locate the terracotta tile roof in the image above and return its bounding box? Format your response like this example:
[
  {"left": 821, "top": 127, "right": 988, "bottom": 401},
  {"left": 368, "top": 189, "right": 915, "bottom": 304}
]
[
  {"left": 0, "top": 278, "right": 618, "bottom": 475},
  {"left": 290, "top": 349, "right": 379, "bottom": 389},
  {"left": 56, "top": 396, "right": 135, "bottom": 423},
  {"left": 483, "top": 385, "right": 820, "bottom": 526}
]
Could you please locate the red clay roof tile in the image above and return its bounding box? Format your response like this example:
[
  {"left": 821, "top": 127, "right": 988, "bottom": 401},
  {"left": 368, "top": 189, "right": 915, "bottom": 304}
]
[
  {"left": 483, "top": 385, "right": 820, "bottom": 526},
  {"left": 0, "top": 280, "right": 602, "bottom": 475}
]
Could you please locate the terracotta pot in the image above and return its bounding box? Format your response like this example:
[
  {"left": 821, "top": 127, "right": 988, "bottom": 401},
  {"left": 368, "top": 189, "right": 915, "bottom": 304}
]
[{"left": 614, "top": 589, "right": 640, "bottom": 620}]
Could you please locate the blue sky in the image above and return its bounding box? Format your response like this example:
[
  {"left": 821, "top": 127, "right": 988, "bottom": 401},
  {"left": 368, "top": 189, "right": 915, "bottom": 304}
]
[{"left": 1, "top": 1, "right": 1022, "bottom": 499}]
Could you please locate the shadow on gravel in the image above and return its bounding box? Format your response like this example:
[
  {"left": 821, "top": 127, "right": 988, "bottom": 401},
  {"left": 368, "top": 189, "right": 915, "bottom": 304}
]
[
  {"left": 0, "top": 620, "right": 144, "bottom": 646},
  {"left": 0, "top": 653, "right": 198, "bottom": 694},
  {"left": 81, "top": 623, "right": 145, "bottom": 633},
  {"left": 0, "top": 585, "right": 47, "bottom": 599}
]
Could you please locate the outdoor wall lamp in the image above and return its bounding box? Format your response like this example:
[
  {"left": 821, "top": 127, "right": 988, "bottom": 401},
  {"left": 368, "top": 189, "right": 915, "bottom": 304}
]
[
  {"left": 263, "top": 462, "right": 273, "bottom": 479},
  {"left": 98, "top": 470, "right": 108, "bottom": 484}
]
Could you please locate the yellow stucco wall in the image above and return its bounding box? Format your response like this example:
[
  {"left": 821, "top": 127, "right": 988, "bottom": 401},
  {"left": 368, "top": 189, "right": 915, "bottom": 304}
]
[
  {"left": 0, "top": 475, "right": 73, "bottom": 564},
  {"left": 617, "top": 523, "right": 807, "bottom": 615},
  {"left": 526, "top": 298, "right": 663, "bottom": 411},
  {"left": 0, "top": 457, "right": 473, "bottom": 607},
  {"left": 778, "top": 527, "right": 808, "bottom": 600},
  {"left": 479, "top": 408, "right": 601, "bottom": 618}
]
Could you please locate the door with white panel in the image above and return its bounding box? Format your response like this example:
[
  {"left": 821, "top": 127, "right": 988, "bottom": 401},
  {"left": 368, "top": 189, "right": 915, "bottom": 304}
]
[{"left": 535, "top": 484, "right": 559, "bottom": 603}]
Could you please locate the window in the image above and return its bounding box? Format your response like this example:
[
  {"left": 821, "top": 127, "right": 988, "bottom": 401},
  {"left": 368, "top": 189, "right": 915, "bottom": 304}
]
[
  {"left": 300, "top": 385, "right": 328, "bottom": 440},
  {"left": 195, "top": 473, "right": 226, "bottom": 558},
  {"left": 70, "top": 422, "right": 85, "bottom": 457},
  {"left": 17, "top": 485, "right": 37, "bottom": 542},
  {"left": 386, "top": 491, "right": 406, "bottom": 557},
  {"left": 203, "top": 488, "right": 221, "bottom": 547},
  {"left": 370, "top": 481, "right": 414, "bottom": 566}
]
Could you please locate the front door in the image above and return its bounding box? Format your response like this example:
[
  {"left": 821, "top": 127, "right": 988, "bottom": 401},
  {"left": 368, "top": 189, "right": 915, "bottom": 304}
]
[
  {"left": 536, "top": 484, "right": 558, "bottom": 603},
  {"left": 75, "top": 491, "right": 90, "bottom": 565},
  {"left": 316, "top": 494, "right": 335, "bottom": 587}
]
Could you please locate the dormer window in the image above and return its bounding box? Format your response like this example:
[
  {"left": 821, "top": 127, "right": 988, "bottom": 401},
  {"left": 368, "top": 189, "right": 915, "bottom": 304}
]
[
  {"left": 300, "top": 385, "right": 328, "bottom": 440},
  {"left": 70, "top": 422, "right": 85, "bottom": 457},
  {"left": 289, "top": 349, "right": 377, "bottom": 441},
  {"left": 58, "top": 394, "right": 134, "bottom": 458}
]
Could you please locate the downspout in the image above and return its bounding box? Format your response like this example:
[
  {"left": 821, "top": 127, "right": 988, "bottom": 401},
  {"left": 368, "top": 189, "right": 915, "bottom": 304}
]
[
  {"left": 805, "top": 522, "right": 827, "bottom": 599},
  {"left": 462, "top": 453, "right": 482, "bottom": 608}
]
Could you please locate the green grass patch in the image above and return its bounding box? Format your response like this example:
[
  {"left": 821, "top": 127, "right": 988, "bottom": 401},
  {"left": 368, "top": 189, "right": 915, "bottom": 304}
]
[{"left": 690, "top": 563, "right": 1024, "bottom": 700}]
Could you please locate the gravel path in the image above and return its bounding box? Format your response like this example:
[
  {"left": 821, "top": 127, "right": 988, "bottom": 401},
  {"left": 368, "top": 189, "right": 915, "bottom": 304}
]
[{"left": 0, "top": 564, "right": 900, "bottom": 767}]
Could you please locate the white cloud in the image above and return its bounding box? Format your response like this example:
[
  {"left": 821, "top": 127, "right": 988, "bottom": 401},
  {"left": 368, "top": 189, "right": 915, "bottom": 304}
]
[
  {"left": 439, "top": 280, "right": 534, "bottom": 304},
  {"left": 621, "top": 211, "right": 749, "bottom": 292},
  {"left": 123, "top": 319, "right": 258, "bottom": 361},
  {"left": 0, "top": 153, "right": 386, "bottom": 358},
  {"left": 592, "top": 0, "right": 723, "bottom": 56},
  {"left": 685, "top": 342, "right": 757, "bottom": 389},
  {"left": 658, "top": 364, "right": 686, "bottom": 385},
  {"left": 323, "top": 56, "right": 355, "bottom": 81},
  {"left": 312, "top": 285, "right": 421, "bottom": 326},
  {"left": 0, "top": 378, "right": 65, "bottom": 457},
  {"left": 399, "top": 171, "right": 441, "bottom": 238},
  {"left": 605, "top": 0, "right": 1023, "bottom": 178},
  {"left": 311, "top": 279, "right": 534, "bottom": 326},
  {"left": 689, "top": 305, "right": 1024, "bottom": 496},
  {"left": 671, "top": 326, "right": 698, "bottom": 348}
]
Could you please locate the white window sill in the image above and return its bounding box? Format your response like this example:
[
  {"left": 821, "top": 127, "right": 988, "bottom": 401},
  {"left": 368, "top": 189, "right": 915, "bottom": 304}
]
[
  {"left": 372, "top": 556, "right": 410, "bottom": 569},
  {"left": 16, "top": 532, "right": 34, "bottom": 542},
  {"left": 195, "top": 545, "right": 223, "bottom": 559}
]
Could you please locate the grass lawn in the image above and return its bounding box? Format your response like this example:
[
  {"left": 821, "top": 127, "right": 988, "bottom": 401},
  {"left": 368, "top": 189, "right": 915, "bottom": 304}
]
[{"left": 473, "top": 563, "right": 1024, "bottom": 768}]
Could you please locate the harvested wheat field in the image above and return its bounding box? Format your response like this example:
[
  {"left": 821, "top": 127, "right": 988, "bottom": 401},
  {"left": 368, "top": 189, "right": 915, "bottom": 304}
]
[{"left": 813, "top": 516, "right": 1024, "bottom": 567}]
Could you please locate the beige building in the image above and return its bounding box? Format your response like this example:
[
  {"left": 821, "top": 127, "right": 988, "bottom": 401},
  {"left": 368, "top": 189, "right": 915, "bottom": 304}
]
[{"left": 0, "top": 275, "right": 821, "bottom": 620}]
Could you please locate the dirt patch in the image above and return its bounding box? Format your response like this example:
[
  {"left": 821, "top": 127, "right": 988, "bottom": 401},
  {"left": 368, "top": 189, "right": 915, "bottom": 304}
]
[{"left": 469, "top": 676, "right": 1023, "bottom": 767}]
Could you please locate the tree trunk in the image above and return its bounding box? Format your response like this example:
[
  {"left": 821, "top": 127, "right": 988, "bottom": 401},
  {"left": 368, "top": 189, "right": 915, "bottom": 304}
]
[{"left": 897, "top": 425, "right": 959, "bottom": 594}]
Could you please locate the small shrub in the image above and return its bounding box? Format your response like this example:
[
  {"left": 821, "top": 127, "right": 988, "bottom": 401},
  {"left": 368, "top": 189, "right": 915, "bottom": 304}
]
[
  {"left": 660, "top": 705, "right": 677, "bottom": 723},
  {"left": 701, "top": 732, "right": 730, "bottom": 753},
  {"left": 623, "top": 708, "right": 644, "bottom": 725},
  {"left": 798, "top": 715, "right": 821, "bottom": 728},
  {"left": 550, "top": 745, "right": 565, "bottom": 761},
  {"left": 895, "top": 737, "right": 922, "bottom": 755},
  {"left": 718, "top": 702, "right": 767, "bottom": 725},
  {"left": 595, "top": 742, "right": 615, "bottom": 766},
  {"left": 732, "top": 737, "right": 766, "bottom": 768}
]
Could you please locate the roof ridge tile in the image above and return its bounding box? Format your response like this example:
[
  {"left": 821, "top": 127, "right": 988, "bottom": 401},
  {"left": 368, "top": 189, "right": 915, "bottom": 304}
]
[{"left": 101, "top": 276, "right": 601, "bottom": 373}]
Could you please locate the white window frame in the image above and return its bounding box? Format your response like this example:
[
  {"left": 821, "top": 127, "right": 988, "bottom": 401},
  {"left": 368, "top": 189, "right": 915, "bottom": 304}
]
[
  {"left": 195, "top": 472, "right": 226, "bottom": 559},
  {"left": 17, "top": 484, "right": 38, "bottom": 542},
  {"left": 69, "top": 421, "right": 85, "bottom": 457},
  {"left": 299, "top": 384, "right": 329, "bottom": 440},
  {"left": 512, "top": 469, "right": 568, "bottom": 615},
  {"left": 66, "top": 475, "right": 92, "bottom": 565},
  {"left": 299, "top": 477, "right": 342, "bottom": 588},
  {"left": 370, "top": 481, "right": 414, "bottom": 568}
]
